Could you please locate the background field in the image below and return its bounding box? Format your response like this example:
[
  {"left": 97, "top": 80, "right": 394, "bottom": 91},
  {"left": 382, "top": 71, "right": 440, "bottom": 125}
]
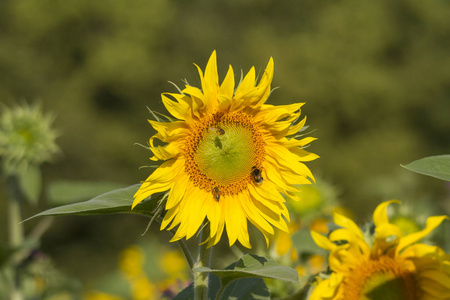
[{"left": 1, "top": 0, "right": 449, "bottom": 289}]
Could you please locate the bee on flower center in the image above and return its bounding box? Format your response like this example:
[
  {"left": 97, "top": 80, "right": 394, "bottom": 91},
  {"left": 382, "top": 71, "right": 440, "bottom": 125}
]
[
  {"left": 251, "top": 167, "right": 263, "bottom": 185},
  {"left": 209, "top": 126, "right": 225, "bottom": 135},
  {"left": 213, "top": 187, "right": 221, "bottom": 201}
]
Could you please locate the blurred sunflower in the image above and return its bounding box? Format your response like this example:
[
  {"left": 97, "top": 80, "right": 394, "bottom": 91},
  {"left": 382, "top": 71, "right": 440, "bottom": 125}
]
[
  {"left": 309, "top": 200, "right": 449, "bottom": 300},
  {"left": 133, "top": 51, "right": 318, "bottom": 248},
  {"left": 0, "top": 102, "right": 59, "bottom": 173}
]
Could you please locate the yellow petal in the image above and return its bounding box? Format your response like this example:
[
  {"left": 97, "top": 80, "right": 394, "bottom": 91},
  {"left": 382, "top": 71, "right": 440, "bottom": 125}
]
[
  {"left": 373, "top": 200, "right": 400, "bottom": 227},
  {"left": 237, "top": 219, "right": 251, "bottom": 248},
  {"left": 161, "top": 93, "right": 191, "bottom": 121},
  {"left": 235, "top": 67, "right": 256, "bottom": 99},
  {"left": 225, "top": 194, "right": 245, "bottom": 246},
  {"left": 202, "top": 51, "right": 219, "bottom": 111},
  {"left": 333, "top": 210, "right": 363, "bottom": 239},
  {"left": 254, "top": 57, "right": 274, "bottom": 106},
  {"left": 240, "top": 191, "right": 274, "bottom": 235},
  {"left": 132, "top": 158, "right": 183, "bottom": 208},
  {"left": 397, "top": 215, "right": 448, "bottom": 255},
  {"left": 219, "top": 65, "right": 235, "bottom": 100},
  {"left": 165, "top": 173, "right": 189, "bottom": 210},
  {"left": 311, "top": 231, "right": 336, "bottom": 251},
  {"left": 160, "top": 205, "right": 179, "bottom": 230},
  {"left": 309, "top": 273, "right": 344, "bottom": 300}
]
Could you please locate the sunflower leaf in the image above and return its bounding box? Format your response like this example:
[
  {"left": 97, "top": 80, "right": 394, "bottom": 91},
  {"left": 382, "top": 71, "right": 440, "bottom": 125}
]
[
  {"left": 401, "top": 155, "right": 450, "bottom": 181},
  {"left": 218, "top": 277, "right": 270, "bottom": 300},
  {"left": 193, "top": 254, "right": 298, "bottom": 293},
  {"left": 173, "top": 273, "right": 270, "bottom": 300},
  {"left": 24, "top": 184, "right": 162, "bottom": 221}
]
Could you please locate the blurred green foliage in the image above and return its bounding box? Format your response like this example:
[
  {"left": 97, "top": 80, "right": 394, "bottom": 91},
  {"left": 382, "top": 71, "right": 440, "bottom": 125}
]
[{"left": 1, "top": 0, "right": 449, "bottom": 288}]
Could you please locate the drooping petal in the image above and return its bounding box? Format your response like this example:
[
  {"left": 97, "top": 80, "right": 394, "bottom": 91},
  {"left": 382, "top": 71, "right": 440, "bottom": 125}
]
[
  {"left": 133, "top": 158, "right": 183, "bottom": 208},
  {"left": 373, "top": 200, "right": 401, "bottom": 227},
  {"left": 396, "top": 215, "right": 448, "bottom": 255}
]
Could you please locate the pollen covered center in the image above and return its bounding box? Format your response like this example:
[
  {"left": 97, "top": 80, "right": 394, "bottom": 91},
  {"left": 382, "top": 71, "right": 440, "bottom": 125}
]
[
  {"left": 343, "top": 256, "right": 417, "bottom": 300},
  {"left": 195, "top": 125, "right": 255, "bottom": 184},
  {"left": 184, "top": 111, "right": 265, "bottom": 197}
]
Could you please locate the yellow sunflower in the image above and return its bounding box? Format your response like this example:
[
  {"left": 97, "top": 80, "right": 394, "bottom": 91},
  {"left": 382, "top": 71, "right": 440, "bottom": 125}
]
[
  {"left": 309, "top": 200, "right": 449, "bottom": 300},
  {"left": 132, "top": 51, "right": 318, "bottom": 248}
]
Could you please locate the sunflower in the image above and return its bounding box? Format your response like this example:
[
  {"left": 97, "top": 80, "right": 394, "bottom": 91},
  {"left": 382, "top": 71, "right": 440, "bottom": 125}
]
[
  {"left": 132, "top": 51, "right": 318, "bottom": 248},
  {"left": 0, "top": 102, "right": 59, "bottom": 173},
  {"left": 309, "top": 200, "right": 449, "bottom": 300}
]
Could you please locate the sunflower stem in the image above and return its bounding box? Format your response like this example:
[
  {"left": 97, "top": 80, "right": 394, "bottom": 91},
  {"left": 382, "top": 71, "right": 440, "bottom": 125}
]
[
  {"left": 194, "top": 224, "right": 212, "bottom": 300},
  {"left": 5, "top": 175, "right": 25, "bottom": 300}
]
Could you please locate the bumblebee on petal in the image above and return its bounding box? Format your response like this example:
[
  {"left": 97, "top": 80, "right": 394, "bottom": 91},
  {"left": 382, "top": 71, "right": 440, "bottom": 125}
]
[
  {"left": 251, "top": 166, "right": 263, "bottom": 185},
  {"left": 213, "top": 187, "right": 220, "bottom": 202}
]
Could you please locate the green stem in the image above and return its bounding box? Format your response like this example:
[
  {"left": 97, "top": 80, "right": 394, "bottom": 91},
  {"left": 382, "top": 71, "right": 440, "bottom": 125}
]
[
  {"left": 6, "top": 175, "right": 24, "bottom": 248},
  {"left": 5, "top": 175, "right": 25, "bottom": 300},
  {"left": 194, "top": 224, "right": 212, "bottom": 300}
]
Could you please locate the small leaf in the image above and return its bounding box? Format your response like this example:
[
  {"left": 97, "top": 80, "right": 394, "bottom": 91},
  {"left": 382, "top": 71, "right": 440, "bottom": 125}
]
[
  {"left": 17, "top": 164, "right": 42, "bottom": 205},
  {"left": 25, "top": 184, "right": 162, "bottom": 221},
  {"left": 194, "top": 254, "right": 298, "bottom": 291},
  {"left": 401, "top": 155, "right": 450, "bottom": 181}
]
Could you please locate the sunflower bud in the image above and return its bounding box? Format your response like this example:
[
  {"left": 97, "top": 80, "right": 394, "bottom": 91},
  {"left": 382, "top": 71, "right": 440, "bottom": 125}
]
[{"left": 0, "top": 102, "right": 60, "bottom": 174}]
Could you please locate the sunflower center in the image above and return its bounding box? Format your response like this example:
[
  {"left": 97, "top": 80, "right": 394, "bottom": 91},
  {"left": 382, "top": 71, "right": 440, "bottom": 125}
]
[
  {"left": 343, "top": 256, "right": 417, "bottom": 300},
  {"left": 196, "top": 124, "right": 255, "bottom": 184},
  {"left": 184, "top": 111, "right": 265, "bottom": 198}
]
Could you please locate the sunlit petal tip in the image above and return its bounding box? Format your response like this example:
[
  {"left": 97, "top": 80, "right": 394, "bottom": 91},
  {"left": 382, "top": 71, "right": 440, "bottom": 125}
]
[
  {"left": 311, "top": 230, "right": 336, "bottom": 251},
  {"left": 373, "top": 200, "right": 401, "bottom": 226},
  {"left": 333, "top": 210, "right": 362, "bottom": 236}
]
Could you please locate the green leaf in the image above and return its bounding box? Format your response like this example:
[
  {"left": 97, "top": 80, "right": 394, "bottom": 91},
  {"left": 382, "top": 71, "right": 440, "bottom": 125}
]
[
  {"left": 173, "top": 274, "right": 270, "bottom": 300},
  {"left": 25, "top": 184, "right": 162, "bottom": 221},
  {"left": 17, "top": 164, "right": 42, "bottom": 205},
  {"left": 291, "top": 229, "right": 326, "bottom": 255},
  {"left": 47, "top": 180, "right": 127, "bottom": 205},
  {"left": 401, "top": 155, "right": 450, "bottom": 181},
  {"left": 194, "top": 254, "right": 298, "bottom": 292},
  {"left": 172, "top": 274, "right": 219, "bottom": 300},
  {"left": 219, "top": 277, "right": 269, "bottom": 300}
]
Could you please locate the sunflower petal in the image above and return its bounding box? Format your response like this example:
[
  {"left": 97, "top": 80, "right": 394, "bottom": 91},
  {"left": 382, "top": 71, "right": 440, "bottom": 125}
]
[
  {"left": 397, "top": 215, "right": 448, "bottom": 254},
  {"left": 373, "top": 200, "right": 401, "bottom": 227}
]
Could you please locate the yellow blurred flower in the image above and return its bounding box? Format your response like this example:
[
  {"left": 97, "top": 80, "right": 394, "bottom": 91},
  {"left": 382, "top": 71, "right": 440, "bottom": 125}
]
[
  {"left": 131, "top": 277, "right": 155, "bottom": 300},
  {"left": 159, "top": 250, "right": 187, "bottom": 280},
  {"left": 84, "top": 292, "right": 123, "bottom": 300},
  {"left": 309, "top": 217, "right": 329, "bottom": 234},
  {"left": 289, "top": 185, "right": 323, "bottom": 215},
  {"left": 274, "top": 222, "right": 300, "bottom": 257},
  {"left": 309, "top": 200, "right": 449, "bottom": 300},
  {"left": 119, "top": 245, "right": 146, "bottom": 279},
  {"left": 307, "top": 254, "right": 326, "bottom": 275}
]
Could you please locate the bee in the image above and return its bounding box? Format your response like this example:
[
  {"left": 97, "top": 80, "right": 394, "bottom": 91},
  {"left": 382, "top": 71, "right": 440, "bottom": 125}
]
[
  {"left": 213, "top": 187, "right": 221, "bottom": 201},
  {"left": 251, "top": 166, "right": 263, "bottom": 185},
  {"left": 209, "top": 126, "right": 225, "bottom": 135}
]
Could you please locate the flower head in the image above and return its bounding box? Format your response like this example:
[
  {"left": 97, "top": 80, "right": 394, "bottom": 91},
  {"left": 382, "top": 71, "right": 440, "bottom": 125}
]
[
  {"left": 309, "top": 200, "right": 449, "bottom": 300},
  {"left": 133, "top": 51, "right": 318, "bottom": 248},
  {"left": 0, "top": 102, "right": 59, "bottom": 173}
]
